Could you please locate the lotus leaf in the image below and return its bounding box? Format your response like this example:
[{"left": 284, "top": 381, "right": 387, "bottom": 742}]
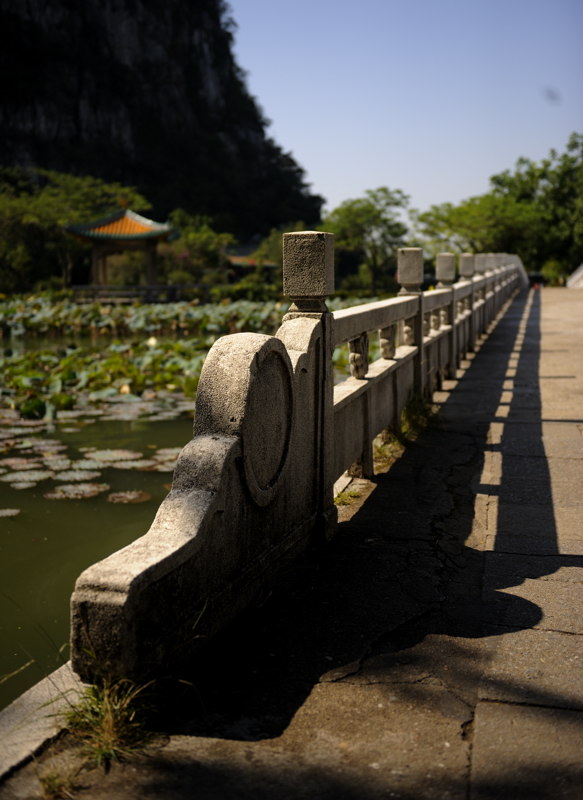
[
  {"left": 54, "top": 470, "right": 102, "bottom": 482},
  {"left": 91, "top": 449, "right": 144, "bottom": 462},
  {"left": 149, "top": 462, "right": 176, "bottom": 472},
  {"left": 110, "top": 459, "right": 157, "bottom": 470},
  {"left": 72, "top": 459, "right": 103, "bottom": 470},
  {"left": 0, "top": 508, "right": 20, "bottom": 517},
  {"left": 49, "top": 393, "right": 76, "bottom": 410},
  {"left": 0, "top": 457, "right": 42, "bottom": 470},
  {"left": 42, "top": 458, "right": 72, "bottom": 471},
  {"left": 154, "top": 448, "right": 182, "bottom": 458},
  {"left": 44, "top": 482, "right": 110, "bottom": 500},
  {"left": 33, "top": 442, "right": 68, "bottom": 452},
  {"left": 0, "top": 469, "right": 54, "bottom": 483},
  {"left": 107, "top": 491, "right": 152, "bottom": 504},
  {"left": 19, "top": 397, "right": 46, "bottom": 420}
]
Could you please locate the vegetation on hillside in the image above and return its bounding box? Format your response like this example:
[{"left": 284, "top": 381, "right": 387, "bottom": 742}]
[
  {"left": 0, "top": 0, "right": 323, "bottom": 237},
  {"left": 1, "top": 135, "right": 581, "bottom": 295}
]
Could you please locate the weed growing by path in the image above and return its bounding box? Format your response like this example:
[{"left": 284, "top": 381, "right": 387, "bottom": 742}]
[
  {"left": 400, "top": 397, "right": 436, "bottom": 441},
  {"left": 334, "top": 489, "right": 362, "bottom": 506},
  {"left": 65, "top": 678, "right": 153, "bottom": 769},
  {"left": 38, "top": 768, "right": 78, "bottom": 799}
]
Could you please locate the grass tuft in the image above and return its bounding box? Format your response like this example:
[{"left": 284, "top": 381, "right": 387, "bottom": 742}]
[
  {"left": 399, "top": 397, "right": 436, "bottom": 441},
  {"left": 65, "top": 678, "right": 153, "bottom": 769},
  {"left": 38, "top": 768, "right": 78, "bottom": 799},
  {"left": 334, "top": 489, "right": 362, "bottom": 506}
]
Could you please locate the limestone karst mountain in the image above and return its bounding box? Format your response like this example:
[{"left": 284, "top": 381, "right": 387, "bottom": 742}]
[{"left": 0, "top": 0, "right": 323, "bottom": 236}]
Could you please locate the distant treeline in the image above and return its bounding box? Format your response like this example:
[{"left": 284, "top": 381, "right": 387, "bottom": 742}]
[{"left": 1, "top": 134, "right": 581, "bottom": 294}]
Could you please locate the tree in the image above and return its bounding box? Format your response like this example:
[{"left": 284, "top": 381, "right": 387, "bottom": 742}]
[
  {"left": 412, "top": 194, "right": 541, "bottom": 259},
  {"left": 163, "top": 209, "right": 235, "bottom": 283},
  {"left": 0, "top": 168, "right": 150, "bottom": 292},
  {"left": 321, "top": 187, "right": 409, "bottom": 293},
  {"left": 414, "top": 133, "right": 583, "bottom": 278},
  {"left": 250, "top": 221, "right": 306, "bottom": 268}
]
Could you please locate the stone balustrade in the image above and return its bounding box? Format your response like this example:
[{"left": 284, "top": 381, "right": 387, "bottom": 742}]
[
  {"left": 70, "top": 234, "right": 528, "bottom": 684},
  {"left": 332, "top": 248, "right": 526, "bottom": 480}
]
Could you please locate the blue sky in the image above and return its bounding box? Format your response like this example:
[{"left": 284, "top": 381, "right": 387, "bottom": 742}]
[{"left": 227, "top": 0, "right": 583, "bottom": 215}]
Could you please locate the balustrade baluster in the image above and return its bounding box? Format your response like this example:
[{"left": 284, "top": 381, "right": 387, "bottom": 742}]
[
  {"left": 423, "top": 312, "right": 431, "bottom": 336},
  {"left": 349, "top": 333, "right": 369, "bottom": 379},
  {"left": 379, "top": 324, "right": 396, "bottom": 359},
  {"left": 403, "top": 318, "right": 415, "bottom": 345}
]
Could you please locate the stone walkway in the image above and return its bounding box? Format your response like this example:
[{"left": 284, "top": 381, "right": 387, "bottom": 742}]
[{"left": 2, "top": 287, "right": 582, "bottom": 799}]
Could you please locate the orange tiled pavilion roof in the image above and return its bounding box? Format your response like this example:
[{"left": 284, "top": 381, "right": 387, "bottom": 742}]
[{"left": 67, "top": 209, "right": 172, "bottom": 241}]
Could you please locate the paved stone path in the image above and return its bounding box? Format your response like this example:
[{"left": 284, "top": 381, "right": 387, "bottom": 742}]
[{"left": 2, "top": 287, "right": 582, "bottom": 799}]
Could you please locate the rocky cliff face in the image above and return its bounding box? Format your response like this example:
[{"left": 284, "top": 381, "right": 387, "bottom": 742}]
[{"left": 0, "top": 0, "right": 322, "bottom": 235}]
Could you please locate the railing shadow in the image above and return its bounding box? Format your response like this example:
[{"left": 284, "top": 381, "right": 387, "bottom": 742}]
[
  {"left": 126, "top": 755, "right": 582, "bottom": 800},
  {"left": 154, "top": 289, "right": 580, "bottom": 746}
]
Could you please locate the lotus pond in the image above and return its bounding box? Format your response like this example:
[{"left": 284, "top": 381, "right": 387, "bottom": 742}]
[
  {"left": 0, "top": 294, "right": 374, "bottom": 710},
  {"left": 0, "top": 409, "right": 196, "bottom": 711}
]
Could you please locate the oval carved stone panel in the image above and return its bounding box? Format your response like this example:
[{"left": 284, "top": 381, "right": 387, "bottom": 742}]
[{"left": 193, "top": 333, "right": 294, "bottom": 506}]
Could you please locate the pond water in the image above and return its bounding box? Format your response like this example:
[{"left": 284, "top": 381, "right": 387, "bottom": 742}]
[
  {"left": 0, "top": 325, "right": 366, "bottom": 711},
  {"left": 0, "top": 415, "right": 193, "bottom": 710}
]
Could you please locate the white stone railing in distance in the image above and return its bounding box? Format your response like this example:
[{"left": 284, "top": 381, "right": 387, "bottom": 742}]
[
  {"left": 332, "top": 248, "right": 528, "bottom": 479},
  {"left": 70, "top": 234, "right": 528, "bottom": 685}
]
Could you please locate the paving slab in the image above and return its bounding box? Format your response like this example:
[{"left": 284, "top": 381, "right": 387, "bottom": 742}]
[
  {"left": 486, "top": 532, "right": 583, "bottom": 555},
  {"left": 480, "top": 466, "right": 583, "bottom": 507},
  {"left": 483, "top": 552, "right": 583, "bottom": 585},
  {"left": 331, "top": 632, "right": 491, "bottom": 709},
  {"left": 470, "top": 702, "right": 583, "bottom": 800},
  {"left": 483, "top": 420, "right": 583, "bottom": 452},
  {"left": 485, "top": 502, "right": 583, "bottom": 553},
  {"left": 478, "top": 628, "right": 583, "bottom": 709},
  {"left": 0, "top": 663, "right": 84, "bottom": 780},
  {"left": 150, "top": 682, "right": 471, "bottom": 800},
  {"left": 482, "top": 576, "right": 583, "bottom": 634}
]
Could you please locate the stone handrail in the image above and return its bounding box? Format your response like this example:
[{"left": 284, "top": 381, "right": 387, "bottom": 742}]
[
  {"left": 70, "top": 234, "right": 528, "bottom": 684},
  {"left": 332, "top": 249, "right": 527, "bottom": 479}
]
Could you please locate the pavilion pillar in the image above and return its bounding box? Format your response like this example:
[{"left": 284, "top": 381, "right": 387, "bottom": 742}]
[
  {"left": 146, "top": 240, "right": 157, "bottom": 285},
  {"left": 100, "top": 250, "right": 108, "bottom": 285},
  {"left": 91, "top": 247, "right": 99, "bottom": 284}
]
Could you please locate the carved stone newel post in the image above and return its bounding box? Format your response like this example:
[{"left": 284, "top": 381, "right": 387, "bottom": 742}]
[
  {"left": 398, "top": 247, "right": 425, "bottom": 397},
  {"left": 281, "top": 231, "right": 337, "bottom": 540},
  {"left": 459, "top": 253, "right": 475, "bottom": 351},
  {"left": 436, "top": 252, "right": 457, "bottom": 377}
]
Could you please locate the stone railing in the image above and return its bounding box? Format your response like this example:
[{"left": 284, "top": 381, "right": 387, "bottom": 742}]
[
  {"left": 70, "top": 234, "right": 528, "bottom": 684},
  {"left": 332, "top": 249, "right": 526, "bottom": 479}
]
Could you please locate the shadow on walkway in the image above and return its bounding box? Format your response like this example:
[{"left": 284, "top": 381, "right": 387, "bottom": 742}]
[{"left": 154, "top": 289, "right": 580, "bottom": 745}]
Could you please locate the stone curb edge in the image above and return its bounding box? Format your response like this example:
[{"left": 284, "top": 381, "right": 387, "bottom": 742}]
[{"left": 0, "top": 662, "right": 86, "bottom": 782}]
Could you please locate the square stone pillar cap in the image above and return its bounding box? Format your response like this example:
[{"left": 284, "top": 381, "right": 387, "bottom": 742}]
[
  {"left": 283, "top": 231, "right": 335, "bottom": 298},
  {"left": 398, "top": 247, "right": 424, "bottom": 292},
  {"left": 485, "top": 253, "right": 498, "bottom": 271},
  {"left": 436, "top": 252, "right": 456, "bottom": 283},
  {"left": 475, "top": 254, "right": 488, "bottom": 274},
  {"left": 459, "top": 254, "right": 475, "bottom": 278}
]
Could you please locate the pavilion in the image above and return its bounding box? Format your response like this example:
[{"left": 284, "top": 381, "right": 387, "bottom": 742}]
[{"left": 66, "top": 209, "right": 173, "bottom": 285}]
